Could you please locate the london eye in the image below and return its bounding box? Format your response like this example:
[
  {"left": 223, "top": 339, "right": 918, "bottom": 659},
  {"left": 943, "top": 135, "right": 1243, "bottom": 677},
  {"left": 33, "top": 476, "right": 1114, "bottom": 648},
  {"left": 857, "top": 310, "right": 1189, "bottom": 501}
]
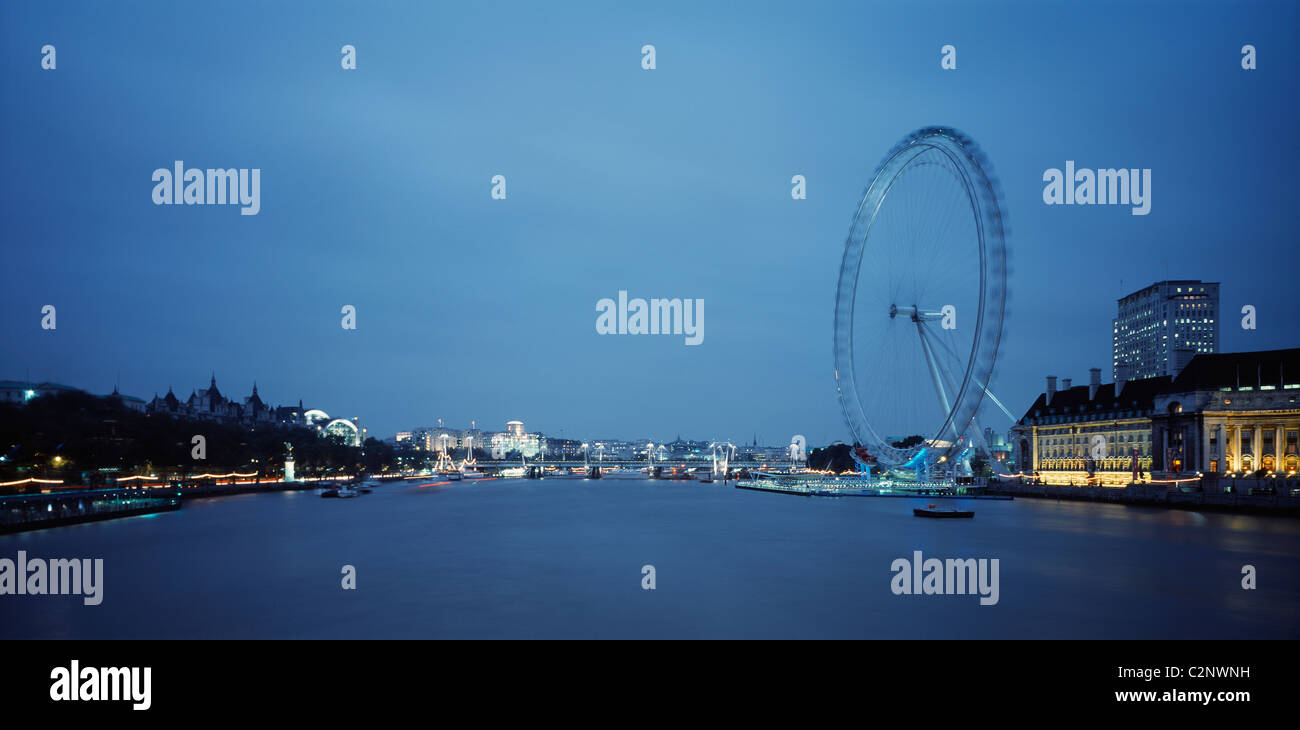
[{"left": 833, "top": 127, "right": 1009, "bottom": 472}]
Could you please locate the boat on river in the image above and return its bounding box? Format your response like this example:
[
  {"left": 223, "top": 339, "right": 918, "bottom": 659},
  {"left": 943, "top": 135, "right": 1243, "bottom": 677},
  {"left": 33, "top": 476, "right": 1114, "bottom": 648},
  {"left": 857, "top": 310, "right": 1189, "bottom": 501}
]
[
  {"left": 913, "top": 503, "right": 974, "bottom": 518},
  {"left": 600, "top": 467, "right": 646, "bottom": 480}
]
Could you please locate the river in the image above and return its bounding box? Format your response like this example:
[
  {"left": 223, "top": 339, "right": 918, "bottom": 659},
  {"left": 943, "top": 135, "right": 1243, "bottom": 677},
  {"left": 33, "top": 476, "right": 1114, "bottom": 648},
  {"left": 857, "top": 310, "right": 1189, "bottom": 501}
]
[{"left": 2, "top": 478, "right": 1297, "bottom": 639}]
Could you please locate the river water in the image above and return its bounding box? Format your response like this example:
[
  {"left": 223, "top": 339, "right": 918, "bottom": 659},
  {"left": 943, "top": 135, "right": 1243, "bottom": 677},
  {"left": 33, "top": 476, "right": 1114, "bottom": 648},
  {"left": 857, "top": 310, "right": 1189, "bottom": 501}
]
[{"left": 2, "top": 478, "right": 1297, "bottom": 639}]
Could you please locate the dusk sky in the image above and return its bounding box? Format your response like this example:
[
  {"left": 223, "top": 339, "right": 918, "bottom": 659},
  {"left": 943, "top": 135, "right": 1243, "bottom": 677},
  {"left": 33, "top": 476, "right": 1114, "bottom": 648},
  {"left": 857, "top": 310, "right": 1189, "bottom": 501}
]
[{"left": 2, "top": 0, "right": 1297, "bottom": 445}]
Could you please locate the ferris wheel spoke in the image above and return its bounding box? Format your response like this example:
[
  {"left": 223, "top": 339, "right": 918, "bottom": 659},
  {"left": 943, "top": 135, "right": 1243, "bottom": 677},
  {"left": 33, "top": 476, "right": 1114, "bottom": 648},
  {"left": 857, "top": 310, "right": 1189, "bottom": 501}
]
[{"left": 914, "top": 320, "right": 952, "bottom": 422}]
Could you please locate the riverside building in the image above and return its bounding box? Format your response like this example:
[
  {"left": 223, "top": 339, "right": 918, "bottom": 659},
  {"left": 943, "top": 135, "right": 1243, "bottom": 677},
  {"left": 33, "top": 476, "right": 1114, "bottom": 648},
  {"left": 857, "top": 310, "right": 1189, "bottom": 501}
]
[{"left": 1013, "top": 349, "right": 1300, "bottom": 485}]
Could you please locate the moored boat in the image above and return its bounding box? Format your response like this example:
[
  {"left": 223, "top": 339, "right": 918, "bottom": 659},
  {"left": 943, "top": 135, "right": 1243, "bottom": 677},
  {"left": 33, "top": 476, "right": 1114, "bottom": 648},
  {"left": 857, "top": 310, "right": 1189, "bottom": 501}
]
[
  {"left": 600, "top": 468, "right": 646, "bottom": 480},
  {"left": 913, "top": 503, "right": 973, "bottom": 518},
  {"left": 545, "top": 468, "right": 587, "bottom": 480}
]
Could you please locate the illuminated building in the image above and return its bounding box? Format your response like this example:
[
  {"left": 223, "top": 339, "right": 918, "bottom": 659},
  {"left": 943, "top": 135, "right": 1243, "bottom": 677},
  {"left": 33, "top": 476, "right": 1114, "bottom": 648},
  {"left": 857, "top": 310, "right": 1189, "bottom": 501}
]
[
  {"left": 323, "top": 418, "right": 362, "bottom": 447},
  {"left": 1012, "top": 369, "right": 1166, "bottom": 486},
  {"left": 547, "top": 438, "right": 583, "bottom": 459},
  {"left": 489, "top": 420, "right": 541, "bottom": 458},
  {"left": 1013, "top": 349, "right": 1300, "bottom": 485},
  {"left": 1113, "top": 280, "right": 1219, "bottom": 381},
  {"left": 1152, "top": 348, "right": 1300, "bottom": 475}
]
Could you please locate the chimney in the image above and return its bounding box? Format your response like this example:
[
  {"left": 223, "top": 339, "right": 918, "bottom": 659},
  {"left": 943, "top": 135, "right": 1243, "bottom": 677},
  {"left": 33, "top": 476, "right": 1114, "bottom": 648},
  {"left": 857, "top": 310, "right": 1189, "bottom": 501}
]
[
  {"left": 1062, "top": 378, "right": 1072, "bottom": 391},
  {"left": 1089, "top": 368, "right": 1101, "bottom": 400},
  {"left": 1046, "top": 376, "right": 1057, "bottom": 405},
  {"left": 1116, "top": 364, "right": 1130, "bottom": 397}
]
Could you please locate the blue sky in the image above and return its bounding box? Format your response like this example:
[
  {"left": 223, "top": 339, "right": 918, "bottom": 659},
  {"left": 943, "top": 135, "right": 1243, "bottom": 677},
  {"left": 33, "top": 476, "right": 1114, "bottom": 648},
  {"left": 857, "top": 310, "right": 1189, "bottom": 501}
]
[{"left": 2, "top": 0, "right": 1297, "bottom": 445}]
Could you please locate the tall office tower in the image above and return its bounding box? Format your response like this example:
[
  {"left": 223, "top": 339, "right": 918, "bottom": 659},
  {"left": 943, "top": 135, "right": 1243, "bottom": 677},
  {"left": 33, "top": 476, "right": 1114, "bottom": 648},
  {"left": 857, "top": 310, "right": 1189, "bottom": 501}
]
[{"left": 1113, "top": 280, "right": 1220, "bottom": 380}]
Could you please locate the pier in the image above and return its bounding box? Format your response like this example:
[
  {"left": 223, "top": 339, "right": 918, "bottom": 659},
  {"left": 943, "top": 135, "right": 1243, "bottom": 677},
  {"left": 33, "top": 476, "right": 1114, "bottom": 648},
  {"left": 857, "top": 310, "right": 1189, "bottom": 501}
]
[
  {"left": 0, "top": 488, "right": 181, "bottom": 535},
  {"left": 986, "top": 477, "right": 1300, "bottom": 515}
]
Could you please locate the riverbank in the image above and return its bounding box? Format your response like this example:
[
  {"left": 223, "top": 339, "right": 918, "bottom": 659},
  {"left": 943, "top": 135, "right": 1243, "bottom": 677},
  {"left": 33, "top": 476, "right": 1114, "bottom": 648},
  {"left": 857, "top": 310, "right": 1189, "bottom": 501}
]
[
  {"left": 0, "top": 479, "right": 326, "bottom": 534},
  {"left": 986, "top": 480, "right": 1300, "bottom": 516}
]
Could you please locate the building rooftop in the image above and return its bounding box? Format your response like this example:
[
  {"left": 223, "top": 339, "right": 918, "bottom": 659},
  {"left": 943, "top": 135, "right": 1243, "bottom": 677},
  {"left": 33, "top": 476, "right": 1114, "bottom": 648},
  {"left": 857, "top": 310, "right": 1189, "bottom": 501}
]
[
  {"left": 1118, "top": 280, "right": 1218, "bottom": 304},
  {"left": 1020, "top": 348, "right": 1300, "bottom": 424},
  {"left": 1169, "top": 348, "right": 1300, "bottom": 391},
  {"left": 1020, "top": 376, "right": 1173, "bottom": 422}
]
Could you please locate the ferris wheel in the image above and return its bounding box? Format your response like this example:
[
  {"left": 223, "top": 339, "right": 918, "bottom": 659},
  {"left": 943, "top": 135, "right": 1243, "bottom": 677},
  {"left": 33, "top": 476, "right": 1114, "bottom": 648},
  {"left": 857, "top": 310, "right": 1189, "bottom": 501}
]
[{"left": 833, "top": 127, "right": 1009, "bottom": 468}]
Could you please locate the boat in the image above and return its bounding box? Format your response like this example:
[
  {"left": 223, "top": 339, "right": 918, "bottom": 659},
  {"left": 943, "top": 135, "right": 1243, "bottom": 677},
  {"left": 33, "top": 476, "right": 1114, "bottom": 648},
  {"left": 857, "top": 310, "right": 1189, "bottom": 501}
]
[
  {"left": 600, "top": 467, "right": 646, "bottom": 480},
  {"left": 461, "top": 469, "right": 486, "bottom": 479},
  {"left": 658, "top": 469, "right": 696, "bottom": 481},
  {"left": 913, "top": 503, "right": 973, "bottom": 518},
  {"left": 321, "top": 485, "right": 358, "bottom": 499},
  {"left": 500, "top": 467, "right": 525, "bottom": 478},
  {"left": 544, "top": 468, "right": 587, "bottom": 480}
]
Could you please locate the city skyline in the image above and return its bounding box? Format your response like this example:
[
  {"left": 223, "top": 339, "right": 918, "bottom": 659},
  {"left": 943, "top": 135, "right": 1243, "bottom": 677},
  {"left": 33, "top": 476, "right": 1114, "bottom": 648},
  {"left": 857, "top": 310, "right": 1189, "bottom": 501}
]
[{"left": 2, "top": 1, "right": 1297, "bottom": 445}]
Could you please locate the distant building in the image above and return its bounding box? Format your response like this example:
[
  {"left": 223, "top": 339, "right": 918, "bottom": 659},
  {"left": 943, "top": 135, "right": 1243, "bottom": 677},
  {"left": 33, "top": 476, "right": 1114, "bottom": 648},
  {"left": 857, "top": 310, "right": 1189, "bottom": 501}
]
[
  {"left": 0, "top": 380, "right": 83, "bottom": 405},
  {"left": 428, "top": 427, "right": 463, "bottom": 451},
  {"left": 546, "top": 438, "right": 583, "bottom": 459},
  {"left": 592, "top": 440, "right": 637, "bottom": 460},
  {"left": 144, "top": 375, "right": 360, "bottom": 443},
  {"left": 322, "top": 418, "right": 363, "bottom": 447},
  {"left": 108, "top": 386, "right": 147, "bottom": 413},
  {"left": 1113, "top": 280, "right": 1219, "bottom": 381},
  {"left": 982, "top": 426, "right": 1011, "bottom": 464},
  {"left": 147, "top": 375, "right": 277, "bottom": 426},
  {"left": 488, "top": 421, "right": 541, "bottom": 458},
  {"left": 663, "top": 437, "right": 709, "bottom": 461},
  {"left": 2, "top": 380, "right": 151, "bottom": 412}
]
